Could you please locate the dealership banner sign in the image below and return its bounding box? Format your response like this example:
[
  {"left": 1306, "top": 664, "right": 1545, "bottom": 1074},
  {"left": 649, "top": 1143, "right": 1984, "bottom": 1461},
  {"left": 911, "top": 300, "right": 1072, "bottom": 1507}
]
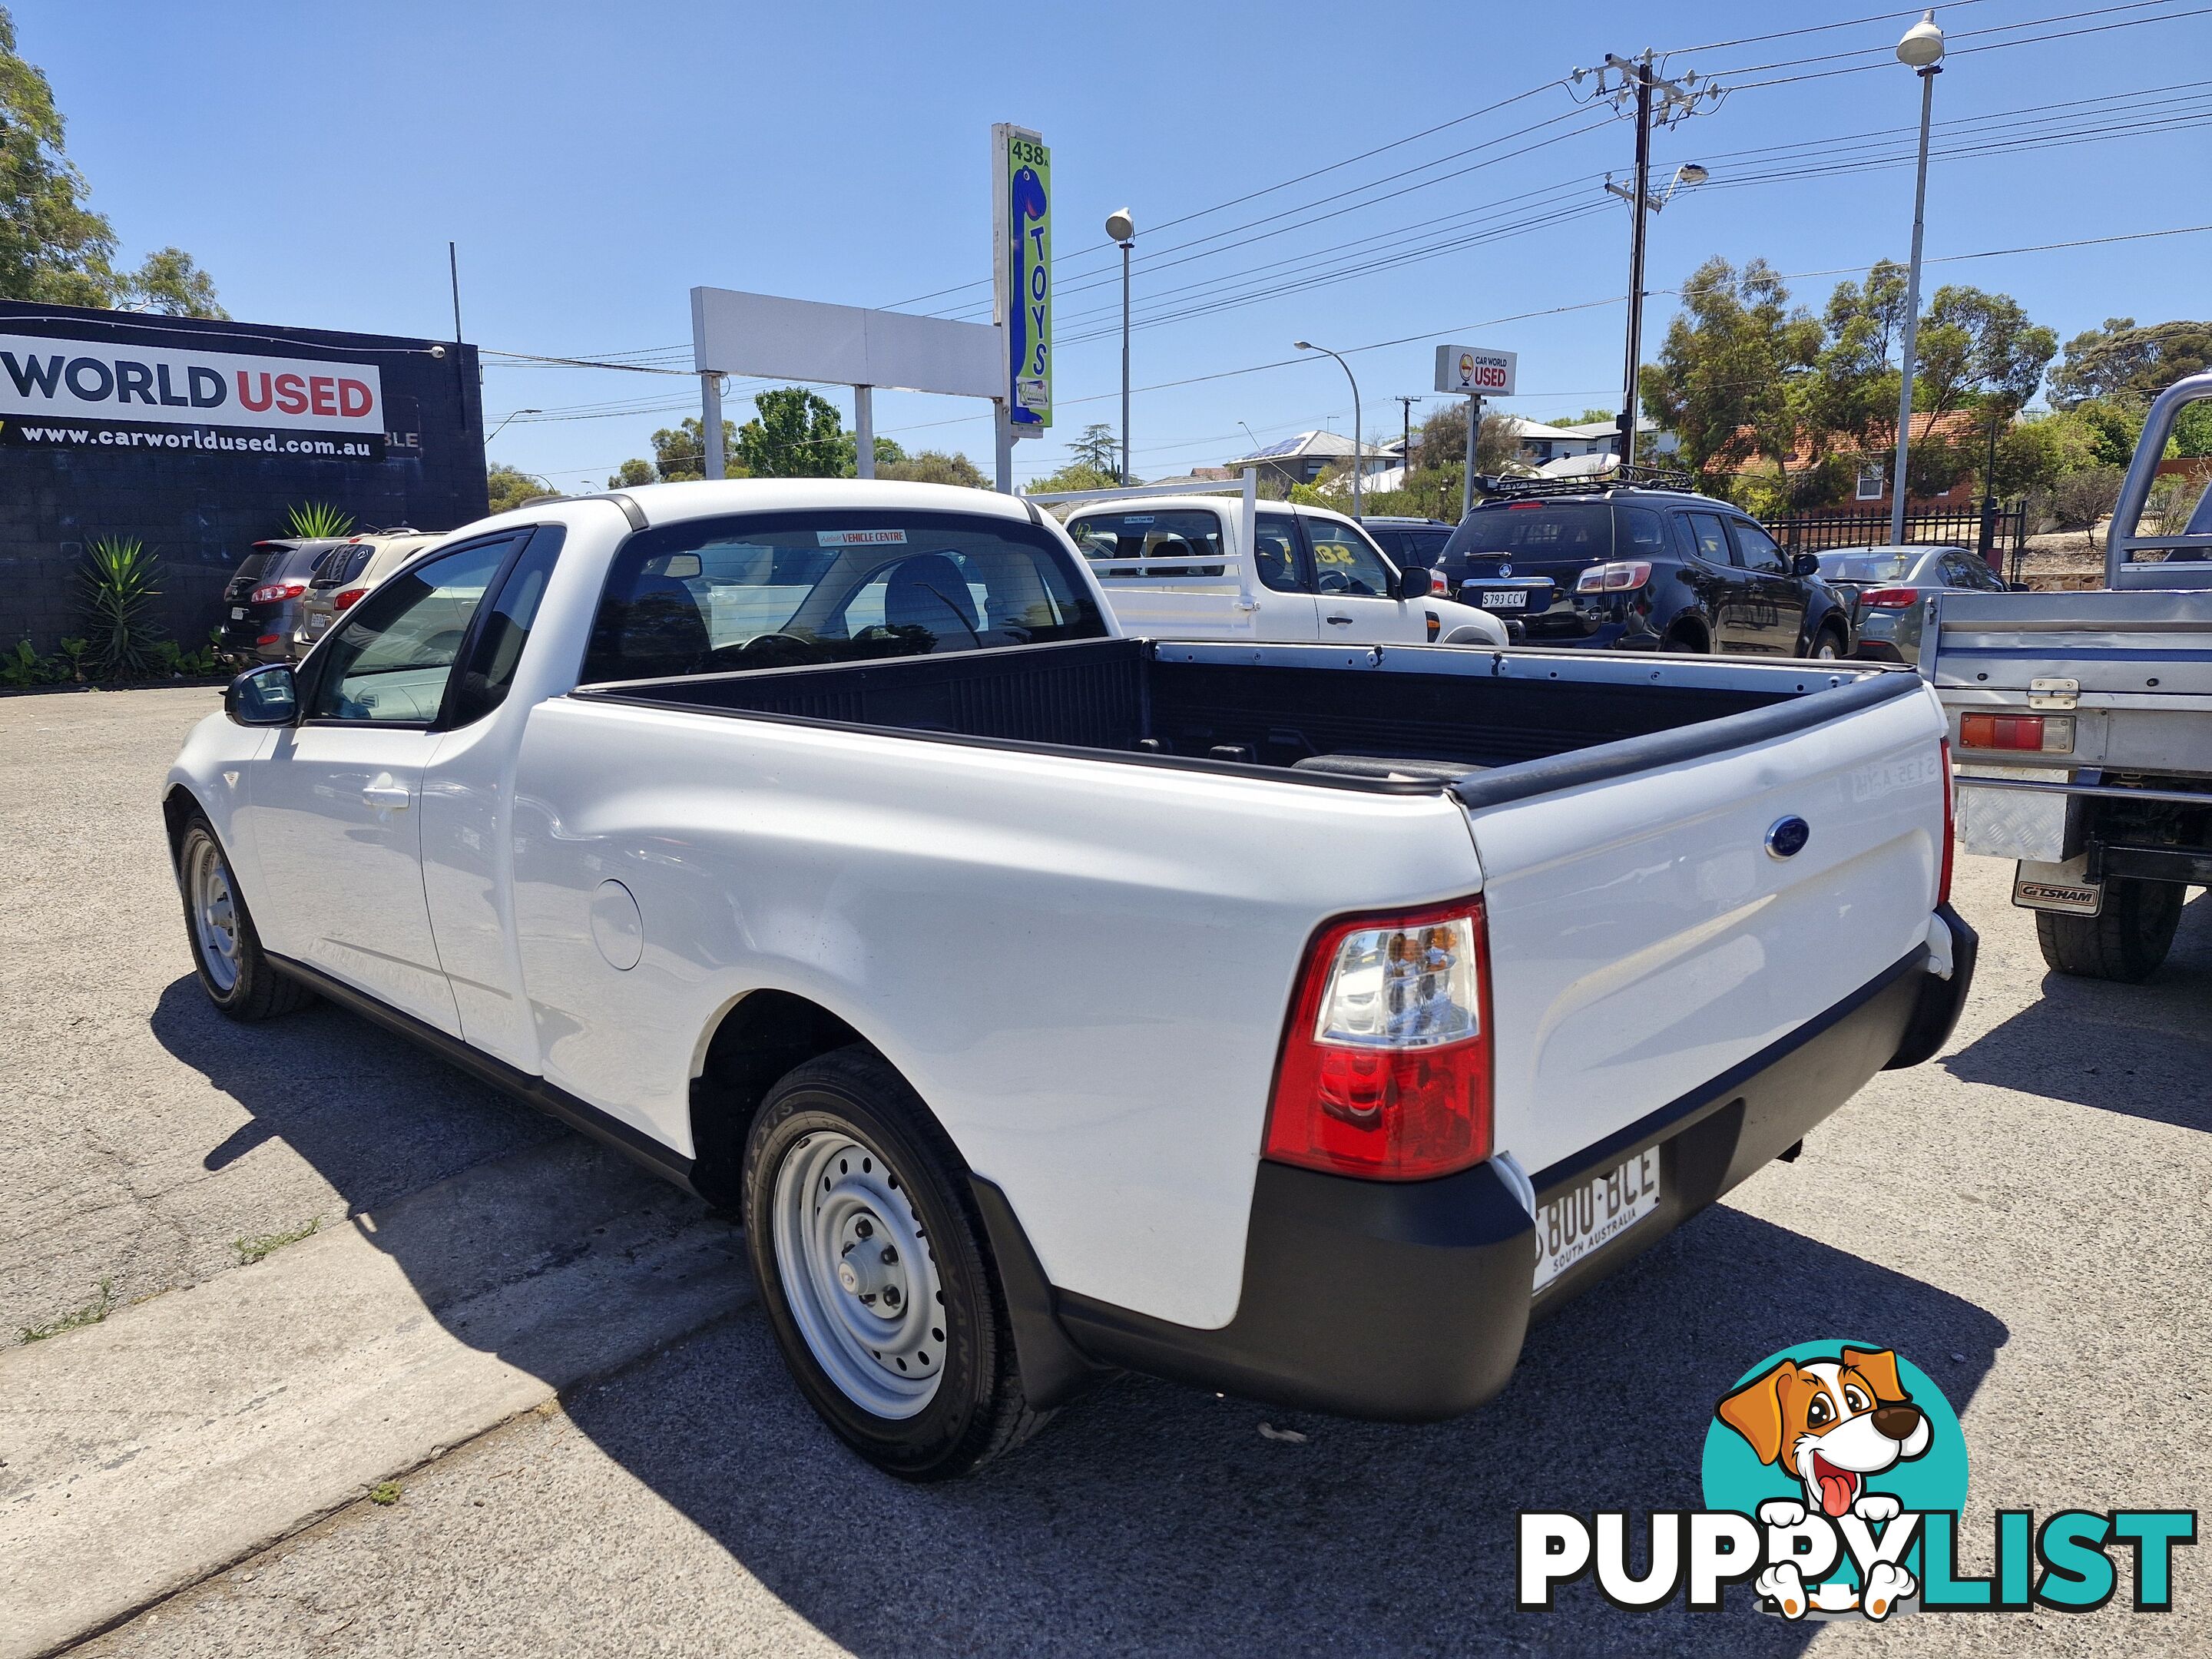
[
  {"left": 0, "top": 333, "right": 386, "bottom": 460},
  {"left": 992, "top": 124, "right": 1051, "bottom": 433}
]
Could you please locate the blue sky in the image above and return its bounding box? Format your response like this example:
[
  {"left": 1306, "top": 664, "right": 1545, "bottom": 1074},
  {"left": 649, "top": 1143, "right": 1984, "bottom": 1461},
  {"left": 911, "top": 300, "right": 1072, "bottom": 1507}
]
[{"left": 20, "top": 0, "right": 2212, "bottom": 490}]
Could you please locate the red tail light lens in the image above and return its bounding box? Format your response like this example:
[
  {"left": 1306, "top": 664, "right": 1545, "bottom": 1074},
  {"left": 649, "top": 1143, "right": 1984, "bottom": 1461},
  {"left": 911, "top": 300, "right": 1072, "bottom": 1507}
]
[
  {"left": 250, "top": 581, "right": 306, "bottom": 604},
  {"left": 1858, "top": 587, "right": 1921, "bottom": 608},
  {"left": 1938, "top": 739, "right": 1955, "bottom": 909},
  {"left": 1958, "top": 711, "right": 2071, "bottom": 753},
  {"left": 1575, "top": 560, "right": 1654, "bottom": 594},
  {"left": 1264, "top": 899, "right": 1494, "bottom": 1181},
  {"left": 332, "top": 586, "right": 368, "bottom": 611}
]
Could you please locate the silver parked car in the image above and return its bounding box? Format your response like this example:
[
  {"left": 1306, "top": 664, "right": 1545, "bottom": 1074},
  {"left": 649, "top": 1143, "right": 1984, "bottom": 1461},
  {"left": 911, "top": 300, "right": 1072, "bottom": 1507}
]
[
  {"left": 1814, "top": 544, "right": 2015, "bottom": 664},
  {"left": 217, "top": 538, "right": 349, "bottom": 666},
  {"left": 291, "top": 530, "right": 440, "bottom": 653}
]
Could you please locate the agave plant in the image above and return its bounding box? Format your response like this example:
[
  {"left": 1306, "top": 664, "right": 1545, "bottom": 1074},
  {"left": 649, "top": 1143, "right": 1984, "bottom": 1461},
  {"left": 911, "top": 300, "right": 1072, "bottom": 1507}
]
[
  {"left": 79, "top": 537, "right": 166, "bottom": 679},
  {"left": 286, "top": 502, "right": 356, "bottom": 539}
]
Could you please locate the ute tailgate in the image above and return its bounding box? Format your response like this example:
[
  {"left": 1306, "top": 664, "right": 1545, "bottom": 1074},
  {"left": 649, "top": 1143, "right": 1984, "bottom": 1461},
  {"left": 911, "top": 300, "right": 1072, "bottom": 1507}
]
[{"left": 1459, "top": 672, "right": 1945, "bottom": 1177}]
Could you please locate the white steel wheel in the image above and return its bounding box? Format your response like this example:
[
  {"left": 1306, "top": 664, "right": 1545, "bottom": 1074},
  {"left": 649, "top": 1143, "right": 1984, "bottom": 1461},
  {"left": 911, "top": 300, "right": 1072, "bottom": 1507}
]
[
  {"left": 770, "top": 1128, "right": 947, "bottom": 1419},
  {"left": 187, "top": 834, "right": 243, "bottom": 993}
]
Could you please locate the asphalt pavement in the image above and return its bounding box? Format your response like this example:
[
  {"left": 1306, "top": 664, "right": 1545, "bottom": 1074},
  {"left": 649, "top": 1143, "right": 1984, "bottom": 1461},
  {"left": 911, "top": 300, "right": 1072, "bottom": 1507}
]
[{"left": 5, "top": 685, "right": 2207, "bottom": 1657}]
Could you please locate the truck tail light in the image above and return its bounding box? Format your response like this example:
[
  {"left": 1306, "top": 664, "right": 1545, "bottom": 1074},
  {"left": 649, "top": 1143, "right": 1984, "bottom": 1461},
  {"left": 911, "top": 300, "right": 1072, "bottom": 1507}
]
[
  {"left": 1939, "top": 738, "right": 1955, "bottom": 909},
  {"left": 1575, "top": 560, "right": 1652, "bottom": 594},
  {"left": 1264, "top": 899, "right": 1493, "bottom": 1181},
  {"left": 250, "top": 581, "right": 306, "bottom": 604},
  {"left": 332, "top": 586, "right": 368, "bottom": 611},
  {"left": 1857, "top": 587, "right": 1922, "bottom": 609},
  {"left": 1959, "top": 711, "right": 2071, "bottom": 753}
]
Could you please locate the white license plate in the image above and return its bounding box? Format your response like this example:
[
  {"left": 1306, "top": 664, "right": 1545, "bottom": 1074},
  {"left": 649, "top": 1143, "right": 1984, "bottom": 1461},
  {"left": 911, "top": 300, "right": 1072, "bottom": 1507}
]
[
  {"left": 230, "top": 607, "right": 247, "bottom": 619},
  {"left": 1532, "top": 1148, "right": 1661, "bottom": 1293},
  {"left": 310, "top": 614, "right": 329, "bottom": 632},
  {"left": 1479, "top": 589, "right": 1528, "bottom": 610}
]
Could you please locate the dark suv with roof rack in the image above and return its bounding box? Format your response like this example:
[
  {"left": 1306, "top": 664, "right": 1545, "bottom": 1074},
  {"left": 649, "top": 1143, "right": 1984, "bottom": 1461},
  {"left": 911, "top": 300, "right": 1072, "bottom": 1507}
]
[{"left": 1432, "top": 469, "right": 1853, "bottom": 658}]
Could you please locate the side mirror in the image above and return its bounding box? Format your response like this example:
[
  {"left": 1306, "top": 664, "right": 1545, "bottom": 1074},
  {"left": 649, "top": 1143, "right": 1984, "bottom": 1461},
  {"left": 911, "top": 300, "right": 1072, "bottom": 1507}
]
[
  {"left": 1399, "top": 566, "right": 1438, "bottom": 600},
  {"left": 1792, "top": 551, "right": 1821, "bottom": 578},
  {"left": 226, "top": 664, "right": 300, "bottom": 727}
]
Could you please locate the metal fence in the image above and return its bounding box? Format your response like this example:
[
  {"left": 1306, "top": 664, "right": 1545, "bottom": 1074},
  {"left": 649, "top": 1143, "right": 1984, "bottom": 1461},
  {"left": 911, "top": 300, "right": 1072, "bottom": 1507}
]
[{"left": 1763, "top": 503, "right": 2030, "bottom": 581}]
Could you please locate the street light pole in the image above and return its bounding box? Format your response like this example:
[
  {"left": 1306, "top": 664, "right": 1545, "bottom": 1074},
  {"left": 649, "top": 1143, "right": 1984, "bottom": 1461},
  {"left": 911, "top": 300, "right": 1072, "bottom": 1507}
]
[
  {"left": 1107, "top": 210, "right": 1136, "bottom": 485},
  {"left": 485, "top": 409, "right": 540, "bottom": 443},
  {"left": 1296, "top": 341, "right": 1363, "bottom": 519},
  {"left": 1889, "top": 10, "right": 1945, "bottom": 545}
]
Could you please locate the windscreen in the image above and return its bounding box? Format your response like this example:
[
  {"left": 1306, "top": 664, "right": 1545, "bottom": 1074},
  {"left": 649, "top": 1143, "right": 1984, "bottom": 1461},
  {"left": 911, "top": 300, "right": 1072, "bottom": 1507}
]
[
  {"left": 1442, "top": 503, "right": 1614, "bottom": 563},
  {"left": 230, "top": 550, "right": 276, "bottom": 585},
  {"left": 582, "top": 508, "right": 1108, "bottom": 684},
  {"left": 1817, "top": 551, "right": 1916, "bottom": 584}
]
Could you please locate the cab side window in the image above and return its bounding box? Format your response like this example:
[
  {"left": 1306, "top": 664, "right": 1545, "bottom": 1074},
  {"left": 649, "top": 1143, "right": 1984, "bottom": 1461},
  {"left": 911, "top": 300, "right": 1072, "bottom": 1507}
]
[
  {"left": 1304, "top": 518, "right": 1396, "bottom": 598},
  {"left": 1253, "top": 512, "right": 1306, "bottom": 593},
  {"left": 1618, "top": 507, "right": 1669, "bottom": 554},
  {"left": 1683, "top": 512, "right": 1735, "bottom": 565},
  {"left": 307, "top": 537, "right": 518, "bottom": 724},
  {"left": 1729, "top": 519, "right": 1789, "bottom": 575}
]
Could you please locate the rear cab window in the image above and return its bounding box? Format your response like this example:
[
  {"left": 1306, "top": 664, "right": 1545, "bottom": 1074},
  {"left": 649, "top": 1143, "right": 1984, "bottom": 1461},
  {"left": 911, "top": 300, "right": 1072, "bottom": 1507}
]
[
  {"left": 582, "top": 508, "right": 1108, "bottom": 684},
  {"left": 1065, "top": 508, "right": 1229, "bottom": 574}
]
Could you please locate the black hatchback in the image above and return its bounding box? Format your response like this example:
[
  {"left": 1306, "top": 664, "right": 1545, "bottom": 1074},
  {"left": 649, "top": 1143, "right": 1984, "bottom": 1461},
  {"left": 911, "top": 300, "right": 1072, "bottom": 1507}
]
[{"left": 1435, "top": 475, "right": 1853, "bottom": 658}]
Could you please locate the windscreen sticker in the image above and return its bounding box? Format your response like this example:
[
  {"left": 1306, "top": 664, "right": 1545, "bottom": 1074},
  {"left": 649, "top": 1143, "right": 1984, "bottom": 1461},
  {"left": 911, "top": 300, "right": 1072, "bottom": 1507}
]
[
  {"left": 1121, "top": 515, "right": 1154, "bottom": 525},
  {"left": 816, "top": 529, "right": 908, "bottom": 546}
]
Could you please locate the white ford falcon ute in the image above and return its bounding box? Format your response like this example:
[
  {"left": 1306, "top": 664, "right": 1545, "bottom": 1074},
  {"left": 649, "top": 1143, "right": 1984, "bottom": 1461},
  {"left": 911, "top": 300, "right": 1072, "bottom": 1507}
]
[{"left": 166, "top": 478, "right": 1974, "bottom": 1479}]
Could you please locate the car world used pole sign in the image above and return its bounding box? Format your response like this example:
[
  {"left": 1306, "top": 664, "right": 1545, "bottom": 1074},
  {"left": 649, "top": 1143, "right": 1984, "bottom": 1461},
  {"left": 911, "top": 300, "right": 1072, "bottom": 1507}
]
[
  {"left": 0, "top": 333, "right": 387, "bottom": 459},
  {"left": 1435, "top": 343, "right": 1517, "bottom": 397},
  {"left": 994, "top": 124, "right": 1051, "bottom": 434}
]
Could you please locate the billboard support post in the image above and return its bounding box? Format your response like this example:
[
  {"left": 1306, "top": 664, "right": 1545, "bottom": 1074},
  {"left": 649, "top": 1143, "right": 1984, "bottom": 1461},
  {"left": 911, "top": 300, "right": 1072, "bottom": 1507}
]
[
  {"left": 1463, "top": 395, "right": 1482, "bottom": 520},
  {"left": 994, "top": 401, "right": 1014, "bottom": 492},
  {"left": 701, "top": 372, "right": 724, "bottom": 480},
  {"left": 1435, "top": 344, "right": 1518, "bottom": 519},
  {"left": 853, "top": 385, "right": 874, "bottom": 480}
]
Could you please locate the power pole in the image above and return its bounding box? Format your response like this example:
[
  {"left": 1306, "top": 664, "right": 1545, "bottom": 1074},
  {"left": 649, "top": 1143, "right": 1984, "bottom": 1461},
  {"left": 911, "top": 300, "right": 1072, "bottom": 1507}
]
[
  {"left": 1396, "top": 395, "right": 1422, "bottom": 485},
  {"left": 1581, "top": 52, "right": 1720, "bottom": 471}
]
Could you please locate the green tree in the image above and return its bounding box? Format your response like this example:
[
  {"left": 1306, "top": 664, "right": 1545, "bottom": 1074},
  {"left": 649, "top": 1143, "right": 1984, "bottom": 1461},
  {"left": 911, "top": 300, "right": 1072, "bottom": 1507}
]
[
  {"left": 1066, "top": 423, "right": 1121, "bottom": 475},
  {"left": 737, "top": 387, "right": 852, "bottom": 478},
  {"left": 1641, "top": 257, "right": 1820, "bottom": 486},
  {"left": 1028, "top": 459, "right": 1122, "bottom": 494},
  {"left": 605, "top": 457, "right": 657, "bottom": 489},
  {"left": 485, "top": 465, "right": 558, "bottom": 514},
  {"left": 872, "top": 435, "right": 906, "bottom": 471},
  {"left": 1910, "top": 284, "right": 2055, "bottom": 425},
  {"left": 877, "top": 448, "right": 988, "bottom": 488},
  {"left": 2048, "top": 318, "right": 2212, "bottom": 408},
  {"left": 0, "top": 8, "right": 224, "bottom": 313}
]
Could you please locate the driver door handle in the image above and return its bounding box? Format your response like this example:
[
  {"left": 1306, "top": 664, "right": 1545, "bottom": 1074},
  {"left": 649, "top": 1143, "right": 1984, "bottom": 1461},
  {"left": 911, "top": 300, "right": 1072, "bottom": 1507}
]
[
  {"left": 361, "top": 780, "right": 411, "bottom": 812},
  {"left": 1324, "top": 614, "right": 1354, "bottom": 625}
]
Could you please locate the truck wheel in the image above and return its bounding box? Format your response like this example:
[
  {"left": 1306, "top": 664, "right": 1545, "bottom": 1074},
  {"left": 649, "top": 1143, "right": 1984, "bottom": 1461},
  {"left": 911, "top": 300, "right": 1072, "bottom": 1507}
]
[
  {"left": 177, "top": 816, "right": 315, "bottom": 1021},
  {"left": 2035, "top": 877, "right": 2183, "bottom": 982},
  {"left": 1661, "top": 621, "right": 1710, "bottom": 654},
  {"left": 743, "top": 1045, "right": 1048, "bottom": 1480}
]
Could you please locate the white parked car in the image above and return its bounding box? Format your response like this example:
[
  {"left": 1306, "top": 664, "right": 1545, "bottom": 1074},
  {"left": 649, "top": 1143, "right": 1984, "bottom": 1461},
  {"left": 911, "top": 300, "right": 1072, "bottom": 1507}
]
[
  {"left": 1062, "top": 495, "right": 1511, "bottom": 647},
  {"left": 167, "top": 478, "right": 1974, "bottom": 1479}
]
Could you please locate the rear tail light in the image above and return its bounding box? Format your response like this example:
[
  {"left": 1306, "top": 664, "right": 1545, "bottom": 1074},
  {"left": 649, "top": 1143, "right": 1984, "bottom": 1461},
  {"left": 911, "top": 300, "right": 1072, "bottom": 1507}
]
[
  {"left": 332, "top": 586, "right": 368, "bottom": 611},
  {"left": 1958, "top": 711, "right": 2072, "bottom": 753},
  {"left": 256, "top": 633, "right": 282, "bottom": 647},
  {"left": 1857, "top": 587, "right": 1922, "bottom": 609},
  {"left": 1575, "top": 560, "right": 1653, "bottom": 594},
  {"left": 1938, "top": 738, "right": 1955, "bottom": 908},
  {"left": 249, "top": 581, "right": 306, "bottom": 604},
  {"left": 1264, "top": 899, "right": 1494, "bottom": 1181}
]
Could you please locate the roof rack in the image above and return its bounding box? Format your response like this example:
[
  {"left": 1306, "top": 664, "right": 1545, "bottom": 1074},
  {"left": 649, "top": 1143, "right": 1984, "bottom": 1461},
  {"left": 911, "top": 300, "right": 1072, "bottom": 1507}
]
[{"left": 1480, "top": 462, "right": 1696, "bottom": 501}]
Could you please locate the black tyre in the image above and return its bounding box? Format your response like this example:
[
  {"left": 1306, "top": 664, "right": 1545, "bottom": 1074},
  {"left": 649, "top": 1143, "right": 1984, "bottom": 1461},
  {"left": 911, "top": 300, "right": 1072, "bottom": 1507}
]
[
  {"left": 177, "top": 815, "right": 316, "bottom": 1021},
  {"left": 1807, "top": 624, "right": 1846, "bottom": 661},
  {"left": 1661, "top": 621, "right": 1711, "bottom": 654},
  {"left": 742, "top": 1045, "right": 1047, "bottom": 1480},
  {"left": 2035, "top": 877, "right": 2183, "bottom": 982}
]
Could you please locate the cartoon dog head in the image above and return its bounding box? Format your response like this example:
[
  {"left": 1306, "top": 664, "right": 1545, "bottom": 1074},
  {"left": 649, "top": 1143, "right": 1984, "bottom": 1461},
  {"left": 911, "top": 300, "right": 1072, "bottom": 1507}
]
[{"left": 1716, "top": 1347, "right": 1932, "bottom": 1518}]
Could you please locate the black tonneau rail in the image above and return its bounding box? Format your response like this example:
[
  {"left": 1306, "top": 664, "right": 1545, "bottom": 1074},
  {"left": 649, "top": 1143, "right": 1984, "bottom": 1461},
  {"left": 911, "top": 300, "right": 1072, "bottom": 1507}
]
[{"left": 572, "top": 637, "right": 1916, "bottom": 803}]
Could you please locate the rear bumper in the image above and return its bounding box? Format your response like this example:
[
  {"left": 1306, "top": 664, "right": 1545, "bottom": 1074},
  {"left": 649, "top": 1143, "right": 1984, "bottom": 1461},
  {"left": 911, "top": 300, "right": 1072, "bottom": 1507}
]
[{"left": 1023, "top": 909, "right": 1977, "bottom": 1421}]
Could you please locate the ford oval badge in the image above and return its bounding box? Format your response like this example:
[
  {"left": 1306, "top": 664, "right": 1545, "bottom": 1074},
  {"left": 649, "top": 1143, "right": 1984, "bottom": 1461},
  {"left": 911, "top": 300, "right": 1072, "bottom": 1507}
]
[{"left": 1766, "top": 816, "right": 1811, "bottom": 859}]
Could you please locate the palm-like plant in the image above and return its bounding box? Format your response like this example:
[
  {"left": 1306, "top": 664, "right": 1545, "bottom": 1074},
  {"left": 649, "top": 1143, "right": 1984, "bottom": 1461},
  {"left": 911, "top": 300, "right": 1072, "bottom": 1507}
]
[
  {"left": 79, "top": 537, "right": 165, "bottom": 678},
  {"left": 286, "top": 502, "right": 356, "bottom": 539}
]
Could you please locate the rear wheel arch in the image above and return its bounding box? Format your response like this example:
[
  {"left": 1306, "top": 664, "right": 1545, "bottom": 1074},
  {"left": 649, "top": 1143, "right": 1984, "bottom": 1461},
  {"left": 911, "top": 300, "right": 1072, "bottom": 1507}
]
[
  {"left": 1661, "top": 611, "right": 1711, "bottom": 654},
  {"left": 688, "top": 988, "right": 873, "bottom": 1207}
]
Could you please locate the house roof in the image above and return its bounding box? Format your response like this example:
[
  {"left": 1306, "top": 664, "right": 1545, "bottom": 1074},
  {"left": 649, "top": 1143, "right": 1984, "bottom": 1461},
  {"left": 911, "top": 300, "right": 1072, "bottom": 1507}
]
[
  {"left": 1719, "top": 408, "right": 1990, "bottom": 475},
  {"left": 1220, "top": 429, "right": 1390, "bottom": 467}
]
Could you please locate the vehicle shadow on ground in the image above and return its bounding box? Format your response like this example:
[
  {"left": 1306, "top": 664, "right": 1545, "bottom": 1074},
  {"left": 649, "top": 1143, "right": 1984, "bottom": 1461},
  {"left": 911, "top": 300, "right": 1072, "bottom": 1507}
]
[
  {"left": 150, "top": 973, "right": 2007, "bottom": 1654},
  {"left": 150, "top": 975, "right": 562, "bottom": 1207},
  {"left": 1942, "top": 889, "right": 2212, "bottom": 1133},
  {"left": 555, "top": 1206, "right": 2006, "bottom": 1659}
]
